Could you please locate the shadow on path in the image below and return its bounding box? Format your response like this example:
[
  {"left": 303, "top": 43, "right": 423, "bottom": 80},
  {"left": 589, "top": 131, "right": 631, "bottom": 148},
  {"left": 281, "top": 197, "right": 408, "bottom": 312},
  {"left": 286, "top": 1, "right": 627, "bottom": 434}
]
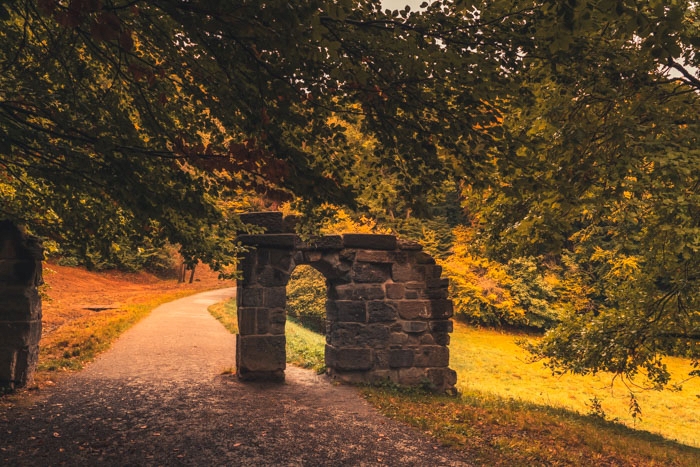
[{"left": 1, "top": 289, "right": 469, "bottom": 466}]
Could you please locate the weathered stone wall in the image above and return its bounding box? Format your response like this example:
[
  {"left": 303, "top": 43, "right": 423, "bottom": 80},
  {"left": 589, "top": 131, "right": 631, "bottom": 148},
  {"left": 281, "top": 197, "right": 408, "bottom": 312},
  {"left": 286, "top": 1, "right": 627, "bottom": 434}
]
[
  {"left": 0, "top": 221, "right": 43, "bottom": 390},
  {"left": 236, "top": 212, "right": 457, "bottom": 393}
]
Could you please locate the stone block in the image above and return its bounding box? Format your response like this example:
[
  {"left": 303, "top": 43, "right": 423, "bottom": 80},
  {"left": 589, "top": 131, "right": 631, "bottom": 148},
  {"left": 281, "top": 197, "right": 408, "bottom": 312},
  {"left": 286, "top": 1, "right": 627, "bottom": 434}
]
[
  {"left": 385, "top": 283, "right": 404, "bottom": 299},
  {"left": 367, "top": 301, "right": 397, "bottom": 323},
  {"left": 425, "top": 265, "right": 443, "bottom": 279},
  {"left": 237, "top": 307, "right": 258, "bottom": 335},
  {"left": 414, "top": 345, "right": 450, "bottom": 367},
  {"left": 373, "top": 350, "right": 390, "bottom": 368},
  {"left": 327, "top": 346, "right": 374, "bottom": 371},
  {"left": 430, "top": 299, "right": 454, "bottom": 319},
  {"left": 327, "top": 322, "right": 365, "bottom": 347},
  {"left": 391, "top": 264, "right": 425, "bottom": 282},
  {"left": 351, "top": 263, "right": 391, "bottom": 283},
  {"left": 0, "top": 321, "right": 41, "bottom": 347},
  {"left": 0, "top": 291, "right": 42, "bottom": 321},
  {"left": 334, "top": 300, "right": 366, "bottom": 323},
  {"left": 389, "top": 349, "right": 415, "bottom": 368},
  {"left": 427, "top": 278, "right": 450, "bottom": 289},
  {"left": 0, "top": 337, "right": 39, "bottom": 389},
  {"left": 328, "top": 369, "right": 371, "bottom": 385},
  {"left": 429, "top": 320, "right": 453, "bottom": 333},
  {"left": 330, "top": 284, "right": 384, "bottom": 301},
  {"left": 305, "top": 254, "right": 351, "bottom": 282},
  {"left": 255, "top": 308, "right": 271, "bottom": 334},
  {"left": 397, "top": 300, "right": 431, "bottom": 320},
  {"left": 237, "top": 234, "right": 299, "bottom": 248},
  {"left": 397, "top": 239, "right": 423, "bottom": 251},
  {"left": 298, "top": 235, "right": 344, "bottom": 250},
  {"left": 239, "top": 287, "right": 264, "bottom": 307},
  {"left": 239, "top": 211, "right": 285, "bottom": 233},
  {"left": 413, "top": 251, "right": 436, "bottom": 264},
  {"left": 406, "top": 334, "right": 422, "bottom": 346},
  {"left": 282, "top": 215, "right": 299, "bottom": 233},
  {"left": 0, "top": 222, "right": 43, "bottom": 260},
  {"left": 426, "top": 288, "right": 449, "bottom": 299},
  {"left": 398, "top": 367, "right": 427, "bottom": 386},
  {"left": 0, "top": 260, "right": 40, "bottom": 286},
  {"left": 426, "top": 368, "right": 458, "bottom": 393},
  {"left": 264, "top": 287, "right": 287, "bottom": 308},
  {"left": 0, "top": 347, "right": 17, "bottom": 386},
  {"left": 342, "top": 234, "right": 397, "bottom": 250},
  {"left": 420, "top": 334, "right": 435, "bottom": 344},
  {"left": 339, "top": 249, "right": 356, "bottom": 262},
  {"left": 401, "top": 321, "right": 428, "bottom": 333},
  {"left": 256, "top": 266, "right": 290, "bottom": 287},
  {"left": 365, "top": 324, "right": 391, "bottom": 346},
  {"left": 389, "top": 332, "right": 408, "bottom": 346},
  {"left": 355, "top": 250, "right": 407, "bottom": 264},
  {"left": 0, "top": 346, "right": 35, "bottom": 389},
  {"left": 236, "top": 335, "right": 286, "bottom": 372},
  {"left": 237, "top": 367, "right": 285, "bottom": 382},
  {"left": 303, "top": 251, "right": 323, "bottom": 263},
  {"left": 269, "top": 249, "right": 294, "bottom": 271},
  {"left": 269, "top": 308, "right": 286, "bottom": 325},
  {"left": 238, "top": 252, "right": 257, "bottom": 286},
  {"left": 366, "top": 369, "right": 398, "bottom": 385},
  {"left": 269, "top": 322, "right": 285, "bottom": 335},
  {"left": 433, "top": 333, "right": 451, "bottom": 346}
]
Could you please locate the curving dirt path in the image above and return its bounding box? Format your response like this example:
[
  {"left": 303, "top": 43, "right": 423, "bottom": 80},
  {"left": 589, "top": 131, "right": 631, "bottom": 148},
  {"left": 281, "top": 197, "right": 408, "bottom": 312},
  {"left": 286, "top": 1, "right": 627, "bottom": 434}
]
[{"left": 1, "top": 289, "right": 470, "bottom": 466}]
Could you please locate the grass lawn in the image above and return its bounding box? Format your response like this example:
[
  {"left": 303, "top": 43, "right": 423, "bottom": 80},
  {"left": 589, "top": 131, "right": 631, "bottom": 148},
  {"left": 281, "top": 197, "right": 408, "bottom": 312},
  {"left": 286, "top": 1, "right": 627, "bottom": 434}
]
[{"left": 450, "top": 321, "right": 700, "bottom": 447}]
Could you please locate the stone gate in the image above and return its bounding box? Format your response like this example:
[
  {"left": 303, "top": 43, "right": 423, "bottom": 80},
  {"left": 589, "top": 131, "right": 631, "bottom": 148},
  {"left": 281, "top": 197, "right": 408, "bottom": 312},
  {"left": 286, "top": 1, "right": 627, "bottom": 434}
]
[{"left": 235, "top": 212, "right": 457, "bottom": 393}]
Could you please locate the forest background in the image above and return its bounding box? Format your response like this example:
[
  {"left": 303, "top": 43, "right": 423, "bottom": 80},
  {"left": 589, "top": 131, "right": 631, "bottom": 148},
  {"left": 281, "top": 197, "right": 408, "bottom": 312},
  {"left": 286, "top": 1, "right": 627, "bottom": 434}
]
[{"left": 1, "top": 0, "right": 699, "bottom": 425}]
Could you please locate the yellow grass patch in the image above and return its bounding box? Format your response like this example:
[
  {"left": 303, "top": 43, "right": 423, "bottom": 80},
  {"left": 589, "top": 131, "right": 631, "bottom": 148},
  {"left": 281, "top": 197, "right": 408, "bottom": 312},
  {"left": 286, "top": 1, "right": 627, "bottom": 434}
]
[{"left": 450, "top": 321, "right": 700, "bottom": 447}]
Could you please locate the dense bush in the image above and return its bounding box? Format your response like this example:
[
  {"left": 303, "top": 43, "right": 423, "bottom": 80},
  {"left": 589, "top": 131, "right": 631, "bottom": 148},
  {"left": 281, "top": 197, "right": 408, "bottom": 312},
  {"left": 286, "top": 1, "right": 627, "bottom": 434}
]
[
  {"left": 443, "top": 227, "right": 563, "bottom": 331},
  {"left": 286, "top": 265, "right": 327, "bottom": 333},
  {"left": 51, "top": 239, "right": 181, "bottom": 277}
]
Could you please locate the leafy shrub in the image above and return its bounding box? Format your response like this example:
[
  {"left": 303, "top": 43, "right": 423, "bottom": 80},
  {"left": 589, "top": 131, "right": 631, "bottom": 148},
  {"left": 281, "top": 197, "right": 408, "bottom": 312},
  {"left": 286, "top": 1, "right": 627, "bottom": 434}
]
[
  {"left": 443, "top": 226, "right": 563, "bottom": 330},
  {"left": 286, "top": 265, "right": 327, "bottom": 333}
]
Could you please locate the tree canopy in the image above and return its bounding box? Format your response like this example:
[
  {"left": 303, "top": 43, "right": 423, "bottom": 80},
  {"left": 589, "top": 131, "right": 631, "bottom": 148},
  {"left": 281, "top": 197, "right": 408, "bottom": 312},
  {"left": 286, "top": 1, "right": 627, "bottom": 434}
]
[{"left": 2, "top": 0, "right": 700, "bottom": 386}]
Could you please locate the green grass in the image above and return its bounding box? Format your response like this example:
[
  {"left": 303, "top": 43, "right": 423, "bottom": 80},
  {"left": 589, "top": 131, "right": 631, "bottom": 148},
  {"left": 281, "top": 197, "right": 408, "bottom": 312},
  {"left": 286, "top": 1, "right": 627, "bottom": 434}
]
[
  {"left": 362, "top": 386, "right": 700, "bottom": 466},
  {"left": 449, "top": 321, "right": 700, "bottom": 447},
  {"left": 208, "top": 299, "right": 239, "bottom": 334},
  {"left": 285, "top": 317, "right": 326, "bottom": 373}
]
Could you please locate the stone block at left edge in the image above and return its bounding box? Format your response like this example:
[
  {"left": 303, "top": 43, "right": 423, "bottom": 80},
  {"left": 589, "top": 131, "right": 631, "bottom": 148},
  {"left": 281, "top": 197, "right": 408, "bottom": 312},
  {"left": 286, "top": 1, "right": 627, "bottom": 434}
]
[
  {"left": 0, "top": 341, "right": 39, "bottom": 390},
  {"left": 236, "top": 335, "right": 286, "bottom": 377}
]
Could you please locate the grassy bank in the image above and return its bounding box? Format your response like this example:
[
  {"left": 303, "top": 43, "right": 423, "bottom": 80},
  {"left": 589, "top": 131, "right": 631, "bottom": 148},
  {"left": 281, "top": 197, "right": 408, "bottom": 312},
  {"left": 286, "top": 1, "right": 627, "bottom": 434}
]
[
  {"left": 37, "top": 290, "right": 212, "bottom": 382},
  {"left": 450, "top": 321, "right": 700, "bottom": 447}
]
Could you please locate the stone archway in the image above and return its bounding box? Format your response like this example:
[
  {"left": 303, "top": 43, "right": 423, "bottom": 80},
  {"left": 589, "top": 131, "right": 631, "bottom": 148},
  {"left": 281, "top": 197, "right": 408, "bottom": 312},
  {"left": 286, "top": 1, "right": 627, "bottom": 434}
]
[{"left": 235, "top": 212, "right": 457, "bottom": 393}]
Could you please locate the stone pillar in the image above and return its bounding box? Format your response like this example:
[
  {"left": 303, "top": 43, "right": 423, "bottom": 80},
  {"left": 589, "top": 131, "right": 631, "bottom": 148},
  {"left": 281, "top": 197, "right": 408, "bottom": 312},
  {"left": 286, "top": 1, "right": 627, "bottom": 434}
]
[
  {"left": 324, "top": 234, "right": 457, "bottom": 394},
  {"left": 0, "top": 221, "right": 43, "bottom": 390},
  {"left": 236, "top": 212, "right": 294, "bottom": 382}
]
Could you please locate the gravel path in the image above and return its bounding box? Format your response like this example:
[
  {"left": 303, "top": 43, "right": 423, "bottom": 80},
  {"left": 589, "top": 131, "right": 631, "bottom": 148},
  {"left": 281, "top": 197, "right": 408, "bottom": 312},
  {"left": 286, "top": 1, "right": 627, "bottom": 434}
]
[{"left": 1, "top": 288, "right": 470, "bottom": 466}]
